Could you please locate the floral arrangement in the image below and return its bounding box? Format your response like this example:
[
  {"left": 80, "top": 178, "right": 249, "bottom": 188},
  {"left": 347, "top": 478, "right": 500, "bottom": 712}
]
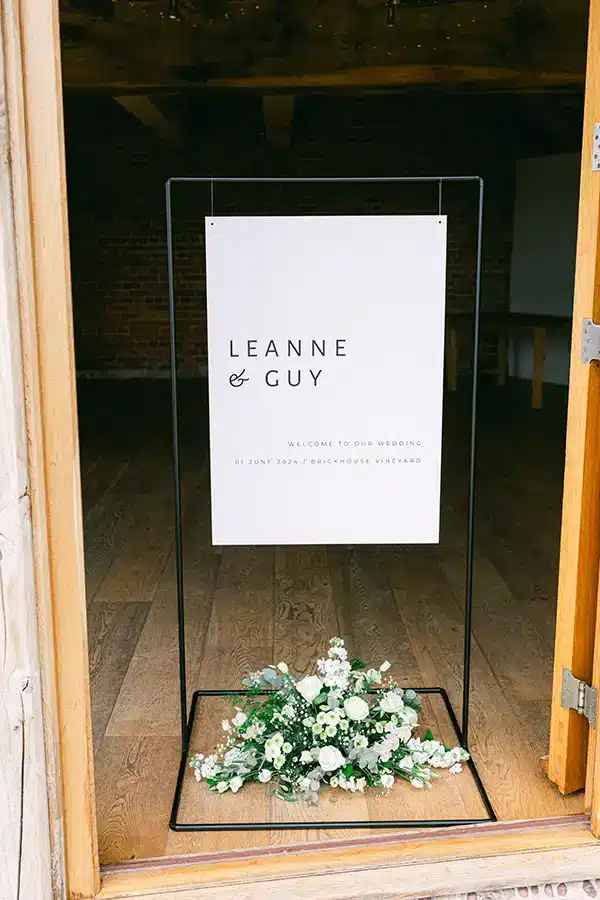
[{"left": 190, "top": 638, "right": 469, "bottom": 802}]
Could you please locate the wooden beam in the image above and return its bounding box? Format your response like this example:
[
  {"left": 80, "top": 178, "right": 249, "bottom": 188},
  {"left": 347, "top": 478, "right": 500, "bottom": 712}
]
[
  {"left": 262, "top": 94, "right": 296, "bottom": 149},
  {"left": 62, "top": 66, "right": 585, "bottom": 94},
  {"left": 97, "top": 820, "right": 600, "bottom": 900},
  {"left": 114, "top": 94, "right": 182, "bottom": 147},
  {"left": 6, "top": 0, "right": 100, "bottom": 896},
  {"left": 548, "top": 0, "right": 600, "bottom": 795}
]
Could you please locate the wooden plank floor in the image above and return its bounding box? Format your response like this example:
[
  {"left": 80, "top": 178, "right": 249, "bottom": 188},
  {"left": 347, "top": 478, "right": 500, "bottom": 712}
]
[{"left": 79, "top": 380, "right": 585, "bottom": 865}]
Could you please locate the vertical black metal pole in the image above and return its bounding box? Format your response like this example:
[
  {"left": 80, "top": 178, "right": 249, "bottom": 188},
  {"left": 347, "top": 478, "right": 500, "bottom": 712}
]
[
  {"left": 166, "top": 179, "right": 190, "bottom": 752},
  {"left": 461, "top": 177, "right": 484, "bottom": 747}
]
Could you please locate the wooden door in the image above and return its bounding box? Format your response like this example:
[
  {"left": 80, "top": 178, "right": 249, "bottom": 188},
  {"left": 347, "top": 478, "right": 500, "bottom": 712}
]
[{"left": 548, "top": 0, "right": 600, "bottom": 799}]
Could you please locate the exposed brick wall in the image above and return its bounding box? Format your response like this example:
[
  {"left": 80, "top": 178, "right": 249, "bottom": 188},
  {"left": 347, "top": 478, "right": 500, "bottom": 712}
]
[{"left": 65, "top": 92, "right": 576, "bottom": 374}]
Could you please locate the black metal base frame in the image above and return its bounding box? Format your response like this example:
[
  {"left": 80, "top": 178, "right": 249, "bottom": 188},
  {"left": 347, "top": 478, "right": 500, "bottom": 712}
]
[
  {"left": 169, "top": 688, "right": 496, "bottom": 831},
  {"left": 166, "top": 175, "right": 494, "bottom": 832}
]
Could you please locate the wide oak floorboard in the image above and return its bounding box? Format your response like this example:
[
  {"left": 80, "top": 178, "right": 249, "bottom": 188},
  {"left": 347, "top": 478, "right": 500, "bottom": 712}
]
[{"left": 79, "top": 382, "right": 584, "bottom": 864}]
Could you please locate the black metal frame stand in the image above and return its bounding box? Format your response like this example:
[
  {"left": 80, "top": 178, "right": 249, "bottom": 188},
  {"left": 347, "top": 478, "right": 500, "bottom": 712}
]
[{"left": 165, "top": 175, "right": 496, "bottom": 831}]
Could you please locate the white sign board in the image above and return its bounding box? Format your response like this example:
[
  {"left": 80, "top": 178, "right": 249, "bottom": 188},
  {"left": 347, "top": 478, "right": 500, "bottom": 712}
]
[{"left": 206, "top": 215, "right": 447, "bottom": 546}]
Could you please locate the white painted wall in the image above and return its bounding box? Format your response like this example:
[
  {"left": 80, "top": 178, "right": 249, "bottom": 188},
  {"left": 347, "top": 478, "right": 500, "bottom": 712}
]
[{"left": 509, "top": 153, "right": 580, "bottom": 385}]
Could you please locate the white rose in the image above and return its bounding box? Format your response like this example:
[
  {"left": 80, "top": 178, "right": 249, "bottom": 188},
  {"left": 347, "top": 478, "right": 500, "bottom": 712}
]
[
  {"left": 344, "top": 696, "right": 370, "bottom": 721},
  {"left": 230, "top": 776, "right": 243, "bottom": 793},
  {"left": 318, "top": 745, "right": 346, "bottom": 772},
  {"left": 296, "top": 675, "right": 323, "bottom": 704},
  {"left": 258, "top": 769, "right": 272, "bottom": 783},
  {"left": 379, "top": 692, "right": 404, "bottom": 714},
  {"left": 380, "top": 773, "right": 395, "bottom": 788}
]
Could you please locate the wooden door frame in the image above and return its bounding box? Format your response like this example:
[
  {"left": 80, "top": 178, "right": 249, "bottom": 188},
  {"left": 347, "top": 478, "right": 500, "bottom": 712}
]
[
  {"left": 5, "top": 0, "right": 600, "bottom": 897},
  {"left": 547, "top": 0, "right": 600, "bottom": 802}
]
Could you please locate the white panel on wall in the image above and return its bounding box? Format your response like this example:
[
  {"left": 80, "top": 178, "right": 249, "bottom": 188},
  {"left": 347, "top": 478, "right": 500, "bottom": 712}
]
[
  {"left": 509, "top": 153, "right": 580, "bottom": 386},
  {"left": 206, "top": 215, "right": 447, "bottom": 546}
]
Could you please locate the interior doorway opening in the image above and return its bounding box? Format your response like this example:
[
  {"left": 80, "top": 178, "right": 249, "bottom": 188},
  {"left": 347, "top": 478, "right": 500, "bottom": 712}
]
[{"left": 61, "top": 26, "right": 588, "bottom": 865}]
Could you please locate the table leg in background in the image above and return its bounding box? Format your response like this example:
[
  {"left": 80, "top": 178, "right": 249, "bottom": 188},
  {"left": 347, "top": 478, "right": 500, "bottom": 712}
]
[
  {"left": 532, "top": 326, "right": 546, "bottom": 410},
  {"left": 446, "top": 326, "right": 458, "bottom": 392},
  {"left": 497, "top": 330, "right": 508, "bottom": 387}
]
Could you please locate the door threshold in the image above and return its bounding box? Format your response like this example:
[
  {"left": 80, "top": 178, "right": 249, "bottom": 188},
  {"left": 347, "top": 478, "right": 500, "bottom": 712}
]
[{"left": 98, "top": 814, "right": 598, "bottom": 900}]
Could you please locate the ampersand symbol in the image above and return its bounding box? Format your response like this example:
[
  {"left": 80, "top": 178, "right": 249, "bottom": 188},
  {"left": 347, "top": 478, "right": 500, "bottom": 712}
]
[{"left": 229, "top": 369, "right": 250, "bottom": 387}]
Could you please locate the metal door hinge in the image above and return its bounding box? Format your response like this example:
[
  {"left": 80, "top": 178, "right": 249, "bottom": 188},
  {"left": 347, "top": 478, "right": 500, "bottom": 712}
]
[
  {"left": 594, "top": 124, "right": 600, "bottom": 171},
  {"left": 581, "top": 318, "right": 600, "bottom": 363},
  {"left": 562, "top": 668, "right": 597, "bottom": 727}
]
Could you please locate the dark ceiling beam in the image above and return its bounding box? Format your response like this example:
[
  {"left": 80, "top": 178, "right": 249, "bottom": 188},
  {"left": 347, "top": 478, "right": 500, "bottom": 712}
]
[
  {"left": 63, "top": 66, "right": 585, "bottom": 94},
  {"left": 262, "top": 94, "right": 296, "bottom": 148},
  {"left": 114, "top": 94, "right": 183, "bottom": 145}
]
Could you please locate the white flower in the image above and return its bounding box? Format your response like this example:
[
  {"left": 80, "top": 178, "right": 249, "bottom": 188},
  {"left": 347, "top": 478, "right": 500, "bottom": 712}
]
[
  {"left": 317, "top": 656, "right": 352, "bottom": 691},
  {"left": 353, "top": 734, "right": 368, "bottom": 749},
  {"left": 344, "top": 696, "right": 370, "bottom": 721},
  {"left": 325, "top": 724, "right": 337, "bottom": 737},
  {"left": 366, "top": 668, "right": 382, "bottom": 684},
  {"left": 232, "top": 712, "right": 247, "bottom": 727},
  {"left": 380, "top": 773, "right": 395, "bottom": 788},
  {"left": 302, "top": 717, "right": 314, "bottom": 727},
  {"left": 271, "top": 733, "right": 284, "bottom": 747},
  {"left": 383, "top": 733, "right": 400, "bottom": 752},
  {"left": 258, "top": 769, "right": 272, "bottom": 783},
  {"left": 274, "top": 754, "right": 286, "bottom": 769},
  {"left": 449, "top": 763, "right": 462, "bottom": 775},
  {"left": 281, "top": 705, "right": 295, "bottom": 719},
  {"left": 318, "top": 745, "right": 346, "bottom": 772},
  {"left": 401, "top": 706, "right": 418, "bottom": 725},
  {"left": 399, "top": 755, "right": 414, "bottom": 771},
  {"left": 330, "top": 776, "right": 339, "bottom": 787},
  {"left": 378, "top": 744, "right": 392, "bottom": 762},
  {"left": 375, "top": 722, "right": 384, "bottom": 733},
  {"left": 277, "top": 662, "right": 289, "bottom": 673},
  {"left": 397, "top": 725, "right": 413, "bottom": 743},
  {"left": 380, "top": 661, "right": 391, "bottom": 672},
  {"left": 221, "top": 719, "right": 231, "bottom": 731},
  {"left": 325, "top": 710, "right": 339, "bottom": 725},
  {"left": 300, "top": 750, "right": 314, "bottom": 764},
  {"left": 411, "top": 778, "right": 424, "bottom": 789},
  {"left": 282, "top": 742, "right": 292, "bottom": 754},
  {"left": 299, "top": 777, "right": 312, "bottom": 792},
  {"left": 379, "top": 692, "right": 404, "bottom": 714},
  {"left": 316, "top": 712, "right": 328, "bottom": 725},
  {"left": 339, "top": 720, "right": 349, "bottom": 732},
  {"left": 230, "top": 776, "right": 243, "bottom": 793},
  {"left": 216, "top": 781, "right": 229, "bottom": 793},
  {"left": 296, "top": 675, "right": 324, "bottom": 704}
]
